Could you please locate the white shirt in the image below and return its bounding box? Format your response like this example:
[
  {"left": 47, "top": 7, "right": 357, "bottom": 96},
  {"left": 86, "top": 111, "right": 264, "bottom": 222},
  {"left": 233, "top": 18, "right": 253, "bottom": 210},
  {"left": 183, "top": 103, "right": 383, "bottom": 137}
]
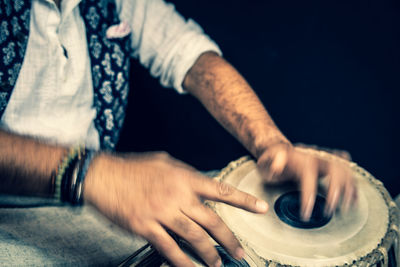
[{"left": 1, "top": 0, "right": 221, "bottom": 150}]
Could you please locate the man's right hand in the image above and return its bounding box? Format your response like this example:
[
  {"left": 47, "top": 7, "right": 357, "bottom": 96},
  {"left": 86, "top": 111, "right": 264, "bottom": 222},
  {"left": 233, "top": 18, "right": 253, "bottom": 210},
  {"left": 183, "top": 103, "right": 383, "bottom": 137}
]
[{"left": 83, "top": 152, "right": 269, "bottom": 267}]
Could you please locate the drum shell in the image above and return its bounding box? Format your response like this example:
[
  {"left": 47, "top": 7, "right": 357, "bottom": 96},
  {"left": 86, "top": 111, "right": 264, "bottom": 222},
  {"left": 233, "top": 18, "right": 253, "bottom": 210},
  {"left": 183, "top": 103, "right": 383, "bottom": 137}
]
[
  {"left": 209, "top": 151, "right": 399, "bottom": 267},
  {"left": 121, "top": 150, "right": 399, "bottom": 267}
]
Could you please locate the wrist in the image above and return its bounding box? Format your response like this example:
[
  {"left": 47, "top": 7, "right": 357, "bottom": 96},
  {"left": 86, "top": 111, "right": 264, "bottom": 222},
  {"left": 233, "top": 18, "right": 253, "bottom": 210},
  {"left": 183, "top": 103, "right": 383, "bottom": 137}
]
[
  {"left": 82, "top": 152, "right": 109, "bottom": 205},
  {"left": 253, "top": 134, "right": 292, "bottom": 159}
]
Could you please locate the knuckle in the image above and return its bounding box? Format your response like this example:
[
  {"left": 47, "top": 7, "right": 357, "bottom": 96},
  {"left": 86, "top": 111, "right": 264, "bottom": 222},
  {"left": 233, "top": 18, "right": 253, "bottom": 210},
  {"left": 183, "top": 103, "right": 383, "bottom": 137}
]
[
  {"left": 205, "top": 213, "right": 222, "bottom": 229},
  {"left": 216, "top": 181, "right": 235, "bottom": 197},
  {"left": 128, "top": 216, "right": 147, "bottom": 233},
  {"left": 142, "top": 228, "right": 162, "bottom": 244},
  {"left": 244, "top": 193, "right": 257, "bottom": 207},
  {"left": 154, "top": 151, "right": 171, "bottom": 161},
  {"left": 187, "top": 227, "right": 206, "bottom": 244},
  {"left": 158, "top": 240, "right": 175, "bottom": 255},
  {"left": 173, "top": 217, "right": 190, "bottom": 234}
]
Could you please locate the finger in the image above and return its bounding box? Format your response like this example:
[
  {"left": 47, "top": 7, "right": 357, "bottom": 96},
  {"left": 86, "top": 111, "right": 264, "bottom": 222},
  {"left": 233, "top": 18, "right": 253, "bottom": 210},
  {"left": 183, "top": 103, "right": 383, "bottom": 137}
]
[
  {"left": 257, "top": 151, "right": 275, "bottom": 182},
  {"left": 164, "top": 214, "right": 222, "bottom": 267},
  {"left": 270, "top": 149, "right": 288, "bottom": 176},
  {"left": 342, "top": 183, "right": 353, "bottom": 213},
  {"left": 324, "top": 163, "right": 343, "bottom": 216},
  {"left": 191, "top": 177, "right": 268, "bottom": 214},
  {"left": 183, "top": 202, "right": 245, "bottom": 261},
  {"left": 299, "top": 157, "right": 318, "bottom": 221},
  {"left": 341, "top": 168, "right": 357, "bottom": 213},
  {"left": 142, "top": 223, "right": 195, "bottom": 267},
  {"left": 257, "top": 146, "right": 289, "bottom": 183}
]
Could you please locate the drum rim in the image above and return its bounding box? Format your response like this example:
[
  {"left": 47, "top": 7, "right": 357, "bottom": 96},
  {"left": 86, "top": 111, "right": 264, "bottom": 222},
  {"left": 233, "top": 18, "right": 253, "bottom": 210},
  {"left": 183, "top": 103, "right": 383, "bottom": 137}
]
[{"left": 207, "top": 149, "right": 399, "bottom": 267}]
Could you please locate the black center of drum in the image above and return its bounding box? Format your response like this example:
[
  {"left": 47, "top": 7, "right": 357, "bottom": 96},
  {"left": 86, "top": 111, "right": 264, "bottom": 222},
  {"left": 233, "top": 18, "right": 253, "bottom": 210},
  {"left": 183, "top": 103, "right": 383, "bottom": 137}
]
[{"left": 274, "top": 191, "right": 332, "bottom": 229}]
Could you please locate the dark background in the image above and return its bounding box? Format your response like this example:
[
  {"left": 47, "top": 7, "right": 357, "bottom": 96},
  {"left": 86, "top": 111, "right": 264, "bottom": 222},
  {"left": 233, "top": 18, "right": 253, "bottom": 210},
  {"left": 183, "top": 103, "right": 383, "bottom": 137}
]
[{"left": 117, "top": 0, "right": 400, "bottom": 198}]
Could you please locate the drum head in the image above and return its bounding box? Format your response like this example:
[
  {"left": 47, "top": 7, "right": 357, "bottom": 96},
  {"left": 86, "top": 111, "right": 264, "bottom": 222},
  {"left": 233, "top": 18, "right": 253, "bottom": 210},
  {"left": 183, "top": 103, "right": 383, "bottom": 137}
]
[{"left": 212, "top": 154, "right": 390, "bottom": 267}]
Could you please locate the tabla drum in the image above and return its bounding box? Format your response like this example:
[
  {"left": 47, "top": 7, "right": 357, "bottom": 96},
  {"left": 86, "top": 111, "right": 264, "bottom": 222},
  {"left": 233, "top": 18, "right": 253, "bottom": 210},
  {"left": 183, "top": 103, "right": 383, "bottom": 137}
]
[
  {"left": 120, "top": 149, "right": 399, "bottom": 267},
  {"left": 208, "top": 150, "right": 399, "bottom": 267}
]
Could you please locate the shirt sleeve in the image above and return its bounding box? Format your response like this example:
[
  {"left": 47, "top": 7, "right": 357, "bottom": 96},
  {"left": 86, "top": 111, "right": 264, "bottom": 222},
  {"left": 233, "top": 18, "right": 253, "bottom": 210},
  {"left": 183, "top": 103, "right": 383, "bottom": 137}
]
[{"left": 116, "top": 0, "right": 222, "bottom": 93}]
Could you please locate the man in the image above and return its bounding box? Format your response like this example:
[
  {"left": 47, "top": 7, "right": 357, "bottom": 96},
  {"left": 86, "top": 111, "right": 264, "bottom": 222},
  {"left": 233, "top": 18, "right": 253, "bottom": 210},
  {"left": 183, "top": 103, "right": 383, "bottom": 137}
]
[{"left": 0, "top": 0, "right": 356, "bottom": 266}]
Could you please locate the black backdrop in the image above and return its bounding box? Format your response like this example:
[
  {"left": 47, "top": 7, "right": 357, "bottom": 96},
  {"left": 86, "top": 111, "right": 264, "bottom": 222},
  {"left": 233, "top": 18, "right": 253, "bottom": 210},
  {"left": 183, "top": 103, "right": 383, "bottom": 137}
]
[{"left": 117, "top": 0, "right": 400, "bottom": 197}]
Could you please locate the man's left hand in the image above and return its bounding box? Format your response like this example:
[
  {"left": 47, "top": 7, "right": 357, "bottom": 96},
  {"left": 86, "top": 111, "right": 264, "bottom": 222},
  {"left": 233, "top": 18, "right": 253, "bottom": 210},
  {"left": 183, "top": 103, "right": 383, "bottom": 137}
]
[{"left": 257, "top": 143, "right": 357, "bottom": 221}]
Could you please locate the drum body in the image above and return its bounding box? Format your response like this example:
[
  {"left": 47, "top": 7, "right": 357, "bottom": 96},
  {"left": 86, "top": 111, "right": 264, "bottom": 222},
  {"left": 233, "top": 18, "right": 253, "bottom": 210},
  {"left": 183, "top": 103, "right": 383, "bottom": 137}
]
[
  {"left": 121, "top": 149, "right": 399, "bottom": 267},
  {"left": 210, "top": 151, "right": 399, "bottom": 267}
]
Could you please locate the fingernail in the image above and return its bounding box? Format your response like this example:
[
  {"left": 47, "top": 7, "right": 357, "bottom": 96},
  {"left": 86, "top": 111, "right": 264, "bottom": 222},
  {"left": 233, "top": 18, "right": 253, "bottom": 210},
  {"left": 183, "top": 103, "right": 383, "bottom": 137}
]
[
  {"left": 301, "top": 197, "right": 313, "bottom": 221},
  {"left": 214, "top": 258, "right": 222, "bottom": 267},
  {"left": 301, "top": 208, "right": 311, "bottom": 222},
  {"left": 256, "top": 200, "right": 268, "bottom": 213},
  {"left": 324, "top": 204, "right": 333, "bottom": 217},
  {"left": 325, "top": 190, "right": 339, "bottom": 217},
  {"left": 235, "top": 247, "right": 245, "bottom": 259}
]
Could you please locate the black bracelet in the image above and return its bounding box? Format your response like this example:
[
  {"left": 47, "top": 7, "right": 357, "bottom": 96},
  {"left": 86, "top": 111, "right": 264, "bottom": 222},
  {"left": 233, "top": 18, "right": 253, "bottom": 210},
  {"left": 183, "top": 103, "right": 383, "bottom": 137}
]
[
  {"left": 54, "top": 146, "right": 83, "bottom": 202},
  {"left": 57, "top": 148, "right": 97, "bottom": 206},
  {"left": 71, "top": 149, "right": 97, "bottom": 206},
  {"left": 60, "top": 151, "right": 81, "bottom": 203}
]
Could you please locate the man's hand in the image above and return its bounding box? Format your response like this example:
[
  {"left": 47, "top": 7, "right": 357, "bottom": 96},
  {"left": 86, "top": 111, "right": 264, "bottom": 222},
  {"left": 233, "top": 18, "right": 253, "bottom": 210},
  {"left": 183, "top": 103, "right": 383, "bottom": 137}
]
[
  {"left": 257, "top": 143, "right": 357, "bottom": 221},
  {"left": 83, "top": 152, "right": 268, "bottom": 267},
  {"left": 183, "top": 52, "right": 357, "bottom": 222}
]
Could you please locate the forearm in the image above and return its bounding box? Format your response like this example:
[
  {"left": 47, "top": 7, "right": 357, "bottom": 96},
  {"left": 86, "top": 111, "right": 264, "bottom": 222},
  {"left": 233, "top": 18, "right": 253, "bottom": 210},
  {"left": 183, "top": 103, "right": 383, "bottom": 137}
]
[
  {"left": 0, "top": 129, "right": 66, "bottom": 197},
  {"left": 183, "top": 52, "right": 290, "bottom": 158}
]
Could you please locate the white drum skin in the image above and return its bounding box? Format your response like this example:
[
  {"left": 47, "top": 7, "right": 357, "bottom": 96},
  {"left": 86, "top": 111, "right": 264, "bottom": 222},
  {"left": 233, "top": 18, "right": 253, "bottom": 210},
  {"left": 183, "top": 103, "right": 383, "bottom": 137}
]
[{"left": 210, "top": 151, "right": 399, "bottom": 267}]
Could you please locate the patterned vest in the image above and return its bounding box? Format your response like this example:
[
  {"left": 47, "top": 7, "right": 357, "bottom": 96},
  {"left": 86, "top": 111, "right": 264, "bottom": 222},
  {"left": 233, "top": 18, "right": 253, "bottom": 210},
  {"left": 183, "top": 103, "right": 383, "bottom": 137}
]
[{"left": 0, "top": 0, "right": 131, "bottom": 151}]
